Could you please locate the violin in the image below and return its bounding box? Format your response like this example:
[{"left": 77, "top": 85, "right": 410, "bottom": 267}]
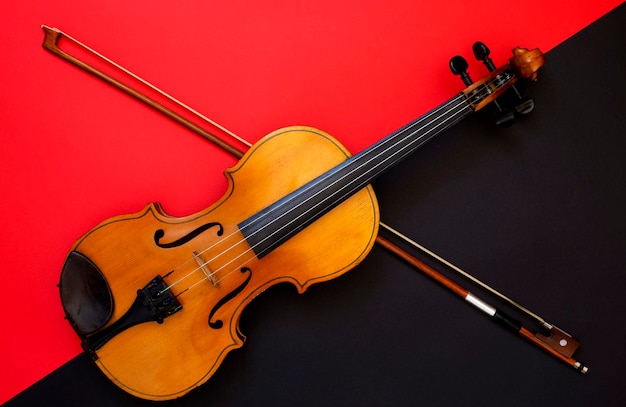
[{"left": 50, "top": 30, "right": 545, "bottom": 400}]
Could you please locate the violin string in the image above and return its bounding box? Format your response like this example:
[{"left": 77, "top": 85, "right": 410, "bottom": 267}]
[
  {"left": 161, "top": 93, "right": 472, "bottom": 293},
  {"left": 166, "top": 82, "right": 504, "bottom": 295},
  {"left": 166, "top": 77, "right": 512, "bottom": 294}
]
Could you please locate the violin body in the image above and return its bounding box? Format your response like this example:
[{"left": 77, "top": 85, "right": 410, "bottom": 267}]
[{"left": 60, "top": 126, "right": 379, "bottom": 400}]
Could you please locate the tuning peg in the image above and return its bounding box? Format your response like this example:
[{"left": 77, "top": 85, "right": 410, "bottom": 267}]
[
  {"left": 450, "top": 54, "right": 513, "bottom": 127},
  {"left": 473, "top": 41, "right": 535, "bottom": 115},
  {"left": 472, "top": 42, "right": 497, "bottom": 71},
  {"left": 449, "top": 56, "right": 473, "bottom": 86},
  {"left": 493, "top": 106, "right": 515, "bottom": 127},
  {"left": 511, "top": 91, "right": 535, "bottom": 115}
]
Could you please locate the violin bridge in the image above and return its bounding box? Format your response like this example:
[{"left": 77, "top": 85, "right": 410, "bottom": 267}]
[{"left": 193, "top": 250, "right": 219, "bottom": 287}]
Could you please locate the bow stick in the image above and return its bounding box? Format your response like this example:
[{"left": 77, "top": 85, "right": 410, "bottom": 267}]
[{"left": 41, "top": 25, "right": 588, "bottom": 373}]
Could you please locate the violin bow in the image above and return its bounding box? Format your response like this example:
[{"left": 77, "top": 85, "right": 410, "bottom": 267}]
[{"left": 40, "top": 25, "right": 588, "bottom": 373}]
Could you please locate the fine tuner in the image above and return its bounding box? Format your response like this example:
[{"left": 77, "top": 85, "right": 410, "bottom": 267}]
[{"left": 450, "top": 41, "right": 536, "bottom": 127}]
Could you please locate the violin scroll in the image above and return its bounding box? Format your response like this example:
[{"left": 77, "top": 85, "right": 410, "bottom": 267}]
[
  {"left": 449, "top": 56, "right": 473, "bottom": 86},
  {"left": 451, "top": 42, "right": 545, "bottom": 125},
  {"left": 510, "top": 46, "right": 545, "bottom": 81}
]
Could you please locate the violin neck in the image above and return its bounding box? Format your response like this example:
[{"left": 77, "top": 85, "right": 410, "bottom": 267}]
[{"left": 240, "top": 93, "right": 474, "bottom": 257}]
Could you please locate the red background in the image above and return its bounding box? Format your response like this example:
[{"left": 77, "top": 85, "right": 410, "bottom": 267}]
[{"left": 0, "top": 1, "right": 623, "bottom": 403}]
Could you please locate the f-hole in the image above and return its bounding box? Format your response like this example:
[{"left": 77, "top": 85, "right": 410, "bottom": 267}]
[
  {"left": 208, "top": 267, "right": 252, "bottom": 329},
  {"left": 154, "top": 222, "right": 224, "bottom": 249}
]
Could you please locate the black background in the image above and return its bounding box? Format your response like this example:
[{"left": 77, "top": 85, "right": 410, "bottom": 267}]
[{"left": 6, "top": 4, "right": 626, "bottom": 406}]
